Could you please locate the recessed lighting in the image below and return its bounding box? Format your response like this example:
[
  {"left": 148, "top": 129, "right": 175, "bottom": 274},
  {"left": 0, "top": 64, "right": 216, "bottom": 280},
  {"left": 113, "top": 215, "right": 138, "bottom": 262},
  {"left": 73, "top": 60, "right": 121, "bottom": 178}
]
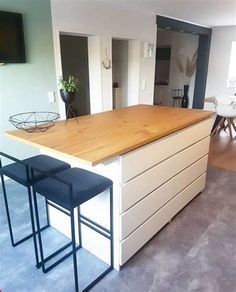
[{"left": 165, "top": 26, "right": 171, "bottom": 30}]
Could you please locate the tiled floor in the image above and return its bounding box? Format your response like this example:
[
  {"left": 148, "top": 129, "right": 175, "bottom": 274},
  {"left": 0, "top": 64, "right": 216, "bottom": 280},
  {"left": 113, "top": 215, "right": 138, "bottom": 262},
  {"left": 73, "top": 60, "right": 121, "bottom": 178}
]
[{"left": 0, "top": 166, "right": 236, "bottom": 292}]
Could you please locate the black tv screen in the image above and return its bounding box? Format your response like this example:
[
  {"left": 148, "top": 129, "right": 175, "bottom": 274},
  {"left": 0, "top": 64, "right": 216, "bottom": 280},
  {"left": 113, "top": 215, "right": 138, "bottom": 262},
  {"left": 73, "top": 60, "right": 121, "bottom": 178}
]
[{"left": 0, "top": 11, "right": 26, "bottom": 63}]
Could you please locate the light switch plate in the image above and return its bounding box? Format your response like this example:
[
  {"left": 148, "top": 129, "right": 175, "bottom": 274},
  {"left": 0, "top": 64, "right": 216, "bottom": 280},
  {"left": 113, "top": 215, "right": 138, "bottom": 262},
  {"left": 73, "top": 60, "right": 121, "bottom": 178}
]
[{"left": 48, "top": 91, "right": 56, "bottom": 103}]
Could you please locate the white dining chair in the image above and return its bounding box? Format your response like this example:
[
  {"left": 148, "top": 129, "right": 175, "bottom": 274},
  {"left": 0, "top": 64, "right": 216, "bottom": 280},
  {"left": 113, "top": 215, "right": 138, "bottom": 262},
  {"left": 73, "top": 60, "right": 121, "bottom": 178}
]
[{"left": 212, "top": 95, "right": 236, "bottom": 140}]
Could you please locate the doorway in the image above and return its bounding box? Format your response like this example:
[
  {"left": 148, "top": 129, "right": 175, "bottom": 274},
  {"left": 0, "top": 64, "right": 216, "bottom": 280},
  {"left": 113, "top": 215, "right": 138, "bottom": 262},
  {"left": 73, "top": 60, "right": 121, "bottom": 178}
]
[
  {"left": 155, "top": 16, "right": 212, "bottom": 109},
  {"left": 60, "top": 34, "right": 90, "bottom": 117},
  {"left": 112, "top": 39, "right": 129, "bottom": 109},
  {"left": 154, "top": 29, "right": 199, "bottom": 108}
]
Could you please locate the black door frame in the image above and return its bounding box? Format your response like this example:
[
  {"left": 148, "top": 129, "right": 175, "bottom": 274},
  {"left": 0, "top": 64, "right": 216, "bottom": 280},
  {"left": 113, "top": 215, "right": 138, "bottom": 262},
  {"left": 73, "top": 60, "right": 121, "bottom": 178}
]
[{"left": 156, "top": 15, "right": 212, "bottom": 109}]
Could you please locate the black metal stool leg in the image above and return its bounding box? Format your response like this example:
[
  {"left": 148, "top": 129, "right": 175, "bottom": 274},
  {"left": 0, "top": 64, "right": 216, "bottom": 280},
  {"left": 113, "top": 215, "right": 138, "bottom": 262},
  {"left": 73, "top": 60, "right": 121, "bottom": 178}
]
[
  {"left": 33, "top": 190, "right": 46, "bottom": 272},
  {"left": 45, "top": 199, "right": 50, "bottom": 226},
  {"left": 71, "top": 208, "right": 79, "bottom": 292},
  {"left": 77, "top": 206, "right": 82, "bottom": 247},
  {"left": 27, "top": 186, "right": 41, "bottom": 268},
  {"left": 1, "top": 173, "right": 15, "bottom": 246}
]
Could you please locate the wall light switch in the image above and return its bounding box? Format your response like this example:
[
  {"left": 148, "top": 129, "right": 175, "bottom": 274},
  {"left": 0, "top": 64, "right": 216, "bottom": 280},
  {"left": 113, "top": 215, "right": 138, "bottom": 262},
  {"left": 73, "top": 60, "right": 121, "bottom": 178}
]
[{"left": 48, "top": 91, "right": 56, "bottom": 103}]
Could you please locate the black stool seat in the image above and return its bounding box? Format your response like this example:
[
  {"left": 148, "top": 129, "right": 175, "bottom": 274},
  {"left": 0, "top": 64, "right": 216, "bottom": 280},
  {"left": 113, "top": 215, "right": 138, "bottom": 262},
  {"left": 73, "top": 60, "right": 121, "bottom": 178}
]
[
  {"left": 32, "top": 166, "right": 113, "bottom": 291},
  {"left": 34, "top": 168, "right": 113, "bottom": 210},
  {"left": 0, "top": 152, "right": 71, "bottom": 268},
  {"left": 2, "top": 155, "right": 70, "bottom": 186}
]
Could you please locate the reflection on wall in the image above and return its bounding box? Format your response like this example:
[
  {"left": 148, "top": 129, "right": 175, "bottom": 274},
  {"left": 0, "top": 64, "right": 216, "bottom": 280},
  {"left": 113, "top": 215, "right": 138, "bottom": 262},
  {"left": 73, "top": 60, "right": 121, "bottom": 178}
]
[{"left": 154, "top": 29, "right": 199, "bottom": 108}]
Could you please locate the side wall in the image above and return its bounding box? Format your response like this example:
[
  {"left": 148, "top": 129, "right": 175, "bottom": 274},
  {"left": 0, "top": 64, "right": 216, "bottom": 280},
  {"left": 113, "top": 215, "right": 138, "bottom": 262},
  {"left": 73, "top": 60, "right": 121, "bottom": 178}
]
[
  {"left": 206, "top": 26, "right": 236, "bottom": 97},
  {"left": 0, "top": 0, "right": 58, "bottom": 158},
  {"left": 50, "top": 0, "right": 157, "bottom": 114}
]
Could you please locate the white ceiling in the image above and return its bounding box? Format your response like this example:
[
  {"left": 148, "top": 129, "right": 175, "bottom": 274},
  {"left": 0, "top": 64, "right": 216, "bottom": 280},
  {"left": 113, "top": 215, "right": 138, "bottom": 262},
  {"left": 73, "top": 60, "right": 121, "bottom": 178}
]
[{"left": 96, "top": 0, "right": 236, "bottom": 27}]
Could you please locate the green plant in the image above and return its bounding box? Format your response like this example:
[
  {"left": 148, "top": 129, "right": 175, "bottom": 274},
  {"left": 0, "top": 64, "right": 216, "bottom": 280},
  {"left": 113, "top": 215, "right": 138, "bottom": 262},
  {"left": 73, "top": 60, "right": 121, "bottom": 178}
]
[{"left": 58, "top": 75, "right": 79, "bottom": 93}]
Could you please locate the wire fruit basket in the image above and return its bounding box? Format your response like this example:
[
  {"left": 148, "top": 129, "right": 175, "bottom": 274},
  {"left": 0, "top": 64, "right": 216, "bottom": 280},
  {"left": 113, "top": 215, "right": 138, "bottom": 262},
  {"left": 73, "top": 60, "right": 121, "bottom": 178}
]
[{"left": 9, "top": 112, "right": 60, "bottom": 133}]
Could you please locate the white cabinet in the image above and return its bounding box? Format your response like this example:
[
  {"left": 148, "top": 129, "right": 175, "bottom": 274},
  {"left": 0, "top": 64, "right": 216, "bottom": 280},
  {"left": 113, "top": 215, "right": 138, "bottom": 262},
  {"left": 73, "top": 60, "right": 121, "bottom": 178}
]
[
  {"left": 120, "top": 174, "right": 206, "bottom": 265},
  {"left": 119, "top": 118, "right": 212, "bottom": 265}
]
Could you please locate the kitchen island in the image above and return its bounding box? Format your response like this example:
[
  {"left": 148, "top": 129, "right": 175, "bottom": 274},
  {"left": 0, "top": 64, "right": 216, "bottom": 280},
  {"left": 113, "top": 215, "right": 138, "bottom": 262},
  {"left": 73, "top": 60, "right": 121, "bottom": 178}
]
[{"left": 6, "top": 105, "right": 214, "bottom": 270}]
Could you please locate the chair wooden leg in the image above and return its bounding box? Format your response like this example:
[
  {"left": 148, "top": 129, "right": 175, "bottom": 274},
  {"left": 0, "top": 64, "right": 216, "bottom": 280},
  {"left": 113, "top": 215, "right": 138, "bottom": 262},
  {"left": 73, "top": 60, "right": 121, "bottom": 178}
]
[
  {"left": 231, "top": 118, "right": 236, "bottom": 132},
  {"left": 227, "top": 118, "right": 233, "bottom": 140},
  {"left": 212, "top": 117, "right": 224, "bottom": 136},
  {"left": 218, "top": 118, "right": 226, "bottom": 133}
]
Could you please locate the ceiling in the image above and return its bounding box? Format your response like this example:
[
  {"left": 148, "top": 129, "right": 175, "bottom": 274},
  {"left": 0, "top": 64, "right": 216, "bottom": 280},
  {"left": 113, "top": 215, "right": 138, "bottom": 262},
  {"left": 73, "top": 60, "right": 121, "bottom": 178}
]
[{"left": 101, "top": 0, "right": 236, "bottom": 27}]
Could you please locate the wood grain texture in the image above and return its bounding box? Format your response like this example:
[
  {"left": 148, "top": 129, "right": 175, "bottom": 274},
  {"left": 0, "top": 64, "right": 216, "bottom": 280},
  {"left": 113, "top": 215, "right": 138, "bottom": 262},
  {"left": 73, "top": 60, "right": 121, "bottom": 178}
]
[
  {"left": 208, "top": 130, "right": 236, "bottom": 172},
  {"left": 5, "top": 105, "right": 213, "bottom": 165}
]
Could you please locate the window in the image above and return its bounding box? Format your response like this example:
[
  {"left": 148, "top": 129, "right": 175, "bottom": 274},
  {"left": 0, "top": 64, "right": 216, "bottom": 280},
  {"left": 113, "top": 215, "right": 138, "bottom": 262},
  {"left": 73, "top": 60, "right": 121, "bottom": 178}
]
[{"left": 227, "top": 41, "right": 236, "bottom": 88}]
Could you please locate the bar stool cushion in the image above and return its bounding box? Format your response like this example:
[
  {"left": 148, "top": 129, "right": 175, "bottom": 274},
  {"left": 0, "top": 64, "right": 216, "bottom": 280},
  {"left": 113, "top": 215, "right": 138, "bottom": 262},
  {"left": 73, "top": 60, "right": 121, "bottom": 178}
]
[
  {"left": 33, "top": 168, "right": 113, "bottom": 210},
  {"left": 1, "top": 155, "right": 70, "bottom": 187}
]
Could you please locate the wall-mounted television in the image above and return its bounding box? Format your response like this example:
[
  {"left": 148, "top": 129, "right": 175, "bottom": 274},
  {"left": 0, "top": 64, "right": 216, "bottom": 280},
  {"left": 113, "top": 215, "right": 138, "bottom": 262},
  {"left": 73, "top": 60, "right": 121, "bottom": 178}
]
[{"left": 0, "top": 11, "right": 26, "bottom": 63}]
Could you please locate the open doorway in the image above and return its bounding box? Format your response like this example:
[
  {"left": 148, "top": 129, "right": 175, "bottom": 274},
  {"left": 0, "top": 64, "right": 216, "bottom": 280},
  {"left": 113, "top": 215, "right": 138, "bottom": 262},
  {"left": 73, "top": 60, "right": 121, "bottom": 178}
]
[
  {"left": 154, "top": 29, "right": 199, "bottom": 108},
  {"left": 112, "top": 39, "right": 129, "bottom": 109},
  {"left": 155, "top": 16, "right": 212, "bottom": 109},
  {"left": 60, "top": 34, "right": 90, "bottom": 117}
]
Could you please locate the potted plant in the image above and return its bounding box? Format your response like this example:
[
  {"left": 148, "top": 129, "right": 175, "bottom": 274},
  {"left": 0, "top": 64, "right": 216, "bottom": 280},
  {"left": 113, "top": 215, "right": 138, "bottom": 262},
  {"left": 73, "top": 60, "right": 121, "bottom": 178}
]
[{"left": 58, "top": 75, "right": 79, "bottom": 105}]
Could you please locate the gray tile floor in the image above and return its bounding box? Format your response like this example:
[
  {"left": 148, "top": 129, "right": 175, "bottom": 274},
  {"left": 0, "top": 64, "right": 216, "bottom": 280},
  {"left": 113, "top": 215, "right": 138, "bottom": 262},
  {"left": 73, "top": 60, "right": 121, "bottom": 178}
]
[{"left": 0, "top": 166, "right": 236, "bottom": 292}]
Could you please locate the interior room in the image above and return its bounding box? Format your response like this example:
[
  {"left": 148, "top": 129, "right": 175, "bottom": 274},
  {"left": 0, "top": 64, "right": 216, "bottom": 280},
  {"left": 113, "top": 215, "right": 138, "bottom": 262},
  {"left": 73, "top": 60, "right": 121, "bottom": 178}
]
[
  {"left": 112, "top": 38, "right": 129, "bottom": 109},
  {"left": 0, "top": 1, "right": 236, "bottom": 291},
  {"left": 154, "top": 29, "right": 199, "bottom": 108}
]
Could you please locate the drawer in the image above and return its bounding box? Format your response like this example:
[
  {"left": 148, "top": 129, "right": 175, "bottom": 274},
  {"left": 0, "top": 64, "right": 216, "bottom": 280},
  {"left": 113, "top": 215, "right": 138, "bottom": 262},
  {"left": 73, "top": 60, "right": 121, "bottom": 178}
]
[
  {"left": 120, "top": 133, "right": 176, "bottom": 183},
  {"left": 120, "top": 179, "right": 174, "bottom": 240},
  {"left": 174, "top": 118, "right": 213, "bottom": 153},
  {"left": 120, "top": 118, "right": 212, "bottom": 183},
  {"left": 120, "top": 154, "right": 176, "bottom": 213},
  {"left": 120, "top": 136, "right": 210, "bottom": 213},
  {"left": 120, "top": 173, "right": 206, "bottom": 265},
  {"left": 174, "top": 136, "right": 210, "bottom": 175},
  {"left": 120, "top": 155, "right": 208, "bottom": 240},
  {"left": 174, "top": 155, "right": 208, "bottom": 194}
]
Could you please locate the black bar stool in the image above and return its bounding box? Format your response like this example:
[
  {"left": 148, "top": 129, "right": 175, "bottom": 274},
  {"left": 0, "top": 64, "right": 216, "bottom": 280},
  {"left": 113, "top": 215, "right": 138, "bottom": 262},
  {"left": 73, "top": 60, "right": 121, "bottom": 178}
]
[
  {"left": 0, "top": 151, "right": 71, "bottom": 267},
  {"left": 32, "top": 167, "right": 113, "bottom": 292}
]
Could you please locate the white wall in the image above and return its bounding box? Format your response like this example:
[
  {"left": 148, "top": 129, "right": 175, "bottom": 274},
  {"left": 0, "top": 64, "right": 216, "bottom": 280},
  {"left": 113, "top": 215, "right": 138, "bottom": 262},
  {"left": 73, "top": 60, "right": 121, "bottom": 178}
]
[
  {"left": 50, "top": 0, "right": 156, "bottom": 114},
  {"left": 154, "top": 29, "right": 199, "bottom": 108},
  {"left": 206, "top": 26, "right": 236, "bottom": 97}
]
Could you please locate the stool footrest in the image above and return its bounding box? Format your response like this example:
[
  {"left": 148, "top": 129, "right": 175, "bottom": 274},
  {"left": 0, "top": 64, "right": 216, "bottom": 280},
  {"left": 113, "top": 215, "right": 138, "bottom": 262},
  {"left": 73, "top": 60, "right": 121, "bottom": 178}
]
[
  {"left": 43, "top": 244, "right": 81, "bottom": 273},
  {"left": 47, "top": 200, "right": 70, "bottom": 216},
  {"left": 80, "top": 214, "right": 110, "bottom": 234},
  {"left": 80, "top": 217, "right": 111, "bottom": 240},
  {"left": 82, "top": 266, "right": 113, "bottom": 292},
  {"left": 12, "top": 223, "right": 50, "bottom": 247}
]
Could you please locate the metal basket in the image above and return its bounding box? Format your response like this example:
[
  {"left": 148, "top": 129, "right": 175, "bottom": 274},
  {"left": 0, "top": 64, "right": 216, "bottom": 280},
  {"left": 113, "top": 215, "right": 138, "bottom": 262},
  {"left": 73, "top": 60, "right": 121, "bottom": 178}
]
[{"left": 9, "top": 112, "right": 60, "bottom": 133}]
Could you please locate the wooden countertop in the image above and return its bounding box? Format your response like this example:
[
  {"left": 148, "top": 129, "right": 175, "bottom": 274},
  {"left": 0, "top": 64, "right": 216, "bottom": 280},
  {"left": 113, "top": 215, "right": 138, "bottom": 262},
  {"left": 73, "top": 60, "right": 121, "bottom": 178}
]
[{"left": 6, "top": 105, "right": 213, "bottom": 166}]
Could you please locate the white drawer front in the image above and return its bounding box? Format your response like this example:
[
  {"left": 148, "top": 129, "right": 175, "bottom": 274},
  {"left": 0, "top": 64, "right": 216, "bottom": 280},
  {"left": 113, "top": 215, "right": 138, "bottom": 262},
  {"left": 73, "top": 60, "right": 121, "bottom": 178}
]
[
  {"left": 174, "top": 118, "right": 213, "bottom": 153},
  {"left": 174, "top": 155, "right": 208, "bottom": 194},
  {"left": 120, "top": 118, "right": 212, "bottom": 183},
  {"left": 120, "top": 155, "right": 176, "bottom": 213},
  {"left": 120, "top": 173, "right": 206, "bottom": 265},
  {"left": 120, "top": 137, "right": 210, "bottom": 213},
  {"left": 174, "top": 136, "right": 210, "bottom": 175},
  {"left": 120, "top": 155, "right": 208, "bottom": 240},
  {"left": 120, "top": 134, "right": 176, "bottom": 183},
  {"left": 120, "top": 179, "right": 174, "bottom": 240}
]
